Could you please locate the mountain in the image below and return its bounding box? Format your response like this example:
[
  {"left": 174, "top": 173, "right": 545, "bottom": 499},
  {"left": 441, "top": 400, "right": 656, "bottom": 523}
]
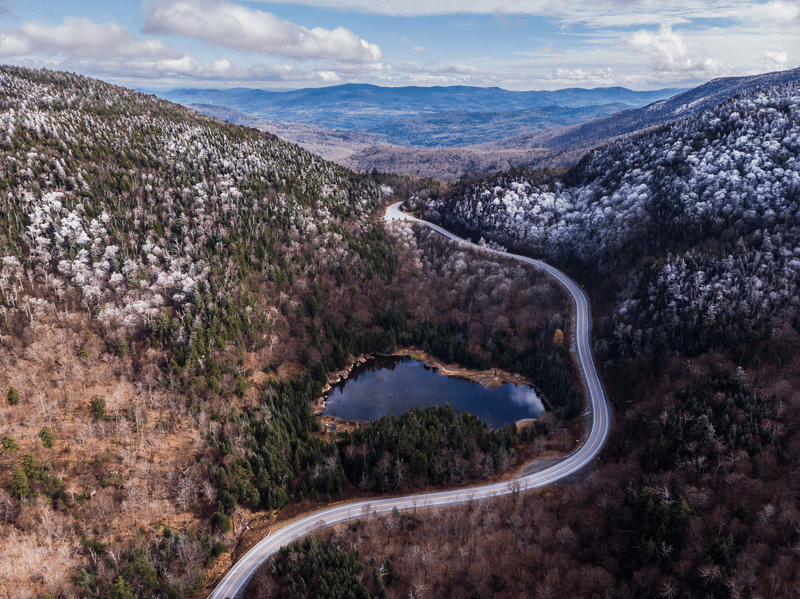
[
  {"left": 480, "top": 65, "right": 800, "bottom": 154},
  {"left": 0, "top": 64, "right": 397, "bottom": 597},
  {"left": 157, "top": 83, "right": 683, "bottom": 162},
  {"left": 343, "top": 67, "right": 800, "bottom": 178},
  {"left": 187, "top": 100, "right": 631, "bottom": 164},
  {"left": 424, "top": 76, "right": 800, "bottom": 278},
  {"left": 0, "top": 66, "right": 579, "bottom": 599},
  {"left": 360, "top": 103, "right": 632, "bottom": 148},
  {"left": 186, "top": 102, "right": 387, "bottom": 161},
  {"left": 413, "top": 74, "right": 800, "bottom": 598},
  {"left": 157, "top": 84, "right": 683, "bottom": 133}
]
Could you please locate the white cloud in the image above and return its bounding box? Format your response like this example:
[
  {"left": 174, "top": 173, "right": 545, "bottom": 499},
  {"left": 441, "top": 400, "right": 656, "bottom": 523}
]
[
  {"left": 387, "top": 60, "right": 519, "bottom": 86},
  {"left": 625, "top": 24, "right": 722, "bottom": 75},
  {"left": 0, "top": 16, "right": 182, "bottom": 60},
  {"left": 544, "top": 66, "right": 620, "bottom": 85},
  {"left": 0, "top": 23, "right": 330, "bottom": 86},
  {"left": 144, "top": 0, "right": 382, "bottom": 63},
  {"left": 401, "top": 36, "right": 429, "bottom": 54},
  {"left": 751, "top": 0, "right": 800, "bottom": 25},
  {"left": 0, "top": 11, "right": 387, "bottom": 87},
  {"left": 85, "top": 56, "right": 350, "bottom": 85},
  {"left": 764, "top": 50, "right": 788, "bottom": 65},
  {"left": 0, "top": 32, "right": 29, "bottom": 56}
]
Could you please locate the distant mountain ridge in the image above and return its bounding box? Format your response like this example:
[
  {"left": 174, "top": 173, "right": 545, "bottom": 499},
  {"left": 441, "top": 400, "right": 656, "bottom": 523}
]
[
  {"left": 163, "top": 83, "right": 682, "bottom": 167},
  {"left": 185, "top": 103, "right": 387, "bottom": 161},
  {"left": 157, "top": 83, "right": 685, "bottom": 123},
  {"left": 480, "top": 66, "right": 800, "bottom": 153},
  {"left": 342, "top": 66, "right": 800, "bottom": 178},
  {"left": 162, "top": 67, "right": 800, "bottom": 180},
  {"left": 158, "top": 84, "right": 684, "bottom": 131}
]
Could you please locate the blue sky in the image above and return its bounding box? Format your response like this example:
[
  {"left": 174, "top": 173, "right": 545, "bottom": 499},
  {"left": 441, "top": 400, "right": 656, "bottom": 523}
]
[{"left": 0, "top": 0, "right": 797, "bottom": 90}]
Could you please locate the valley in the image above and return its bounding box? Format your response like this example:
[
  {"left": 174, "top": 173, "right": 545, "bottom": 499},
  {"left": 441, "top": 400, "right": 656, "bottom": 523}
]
[
  {"left": 1, "top": 63, "right": 800, "bottom": 599},
  {"left": 161, "top": 84, "right": 682, "bottom": 179}
]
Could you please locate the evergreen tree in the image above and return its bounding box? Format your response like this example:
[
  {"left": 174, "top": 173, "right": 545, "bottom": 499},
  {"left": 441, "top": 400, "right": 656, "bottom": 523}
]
[
  {"left": 103, "top": 576, "right": 137, "bottom": 599},
  {"left": 1, "top": 434, "right": 18, "bottom": 455},
  {"left": 39, "top": 426, "right": 55, "bottom": 449},
  {"left": 7, "top": 386, "right": 19, "bottom": 406},
  {"left": 10, "top": 464, "right": 30, "bottom": 498}
]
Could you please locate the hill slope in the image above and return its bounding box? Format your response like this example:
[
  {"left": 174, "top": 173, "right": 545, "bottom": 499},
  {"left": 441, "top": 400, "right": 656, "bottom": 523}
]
[
  {"left": 0, "top": 64, "right": 394, "bottom": 598},
  {"left": 425, "top": 79, "right": 800, "bottom": 275},
  {"left": 344, "top": 67, "right": 800, "bottom": 178},
  {"left": 0, "top": 66, "right": 578, "bottom": 599},
  {"left": 394, "top": 75, "right": 800, "bottom": 599}
]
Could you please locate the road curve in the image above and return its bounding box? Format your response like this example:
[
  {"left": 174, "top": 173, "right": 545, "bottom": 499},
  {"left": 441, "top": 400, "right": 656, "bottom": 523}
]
[{"left": 208, "top": 201, "right": 611, "bottom": 599}]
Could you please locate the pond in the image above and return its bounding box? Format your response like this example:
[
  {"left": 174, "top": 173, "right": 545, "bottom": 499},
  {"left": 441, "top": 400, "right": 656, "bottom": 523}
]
[{"left": 323, "top": 355, "right": 545, "bottom": 429}]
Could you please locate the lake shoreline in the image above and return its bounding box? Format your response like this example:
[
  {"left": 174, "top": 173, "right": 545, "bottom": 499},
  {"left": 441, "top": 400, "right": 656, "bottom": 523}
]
[{"left": 312, "top": 347, "right": 542, "bottom": 434}]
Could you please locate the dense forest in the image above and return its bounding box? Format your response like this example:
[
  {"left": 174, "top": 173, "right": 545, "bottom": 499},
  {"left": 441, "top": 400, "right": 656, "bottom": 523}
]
[
  {"left": 424, "top": 81, "right": 800, "bottom": 274},
  {"left": 0, "top": 67, "right": 578, "bottom": 599},
  {"left": 7, "top": 62, "right": 800, "bottom": 599},
  {"left": 393, "top": 76, "right": 800, "bottom": 598}
]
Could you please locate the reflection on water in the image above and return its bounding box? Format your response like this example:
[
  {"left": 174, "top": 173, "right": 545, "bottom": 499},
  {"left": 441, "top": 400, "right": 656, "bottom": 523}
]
[
  {"left": 509, "top": 386, "right": 545, "bottom": 414},
  {"left": 324, "top": 356, "right": 544, "bottom": 429}
]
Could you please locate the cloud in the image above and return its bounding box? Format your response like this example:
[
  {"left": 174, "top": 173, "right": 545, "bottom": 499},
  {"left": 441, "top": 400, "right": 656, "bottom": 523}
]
[
  {"left": 490, "top": 12, "right": 525, "bottom": 29},
  {"left": 544, "top": 66, "right": 620, "bottom": 85},
  {"left": 625, "top": 24, "right": 722, "bottom": 75},
  {"left": 47, "top": 53, "right": 346, "bottom": 86},
  {"left": 0, "top": 15, "right": 374, "bottom": 86},
  {"left": 400, "top": 36, "right": 429, "bottom": 54},
  {"left": 0, "top": 16, "right": 182, "bottom": 60},
  {"left": 764, "top": 50, "right": 788, "bottom": 65},
  {"left": 246, "top": 0, "right": 765, "bottom": 26},
  {"left": 143, "top": 0, "right": 382, "bottom": 63},
  {"left": 387, "top": 60, "right": 521, "bottom": 86},
  {"left": 509, "top": 387, "right": 545, "bottom": 416},
  {"left": 752, "top": 0, "right": 800, "bottom": 25}
]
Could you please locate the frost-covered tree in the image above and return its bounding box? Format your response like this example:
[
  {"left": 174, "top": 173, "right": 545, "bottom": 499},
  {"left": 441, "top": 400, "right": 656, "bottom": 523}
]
[{"left": 426, "top": 81, "right": 800, "bottom": 275}]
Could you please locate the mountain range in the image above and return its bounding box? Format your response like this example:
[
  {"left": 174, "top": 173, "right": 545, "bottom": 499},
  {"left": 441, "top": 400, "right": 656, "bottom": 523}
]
[
  {"left": 3, "top": 64, "right": 800, "bottom": 599},
  {"left": 157, "top": 70, "right": 800, "bottom": 180},
  {"left": 154, "top": 84, "right": 682, "bottom": 172},
  {"left": 156, "top": 84, "right": 684, "bottom": 133},
  {"left": 344, "top": 67, "right": 800, "bottom": 178}
]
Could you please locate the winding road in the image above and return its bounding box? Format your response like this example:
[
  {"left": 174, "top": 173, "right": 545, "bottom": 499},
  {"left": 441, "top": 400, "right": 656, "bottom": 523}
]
[{"left": 207, "top": 202, "right": 611, "bottom": 599}]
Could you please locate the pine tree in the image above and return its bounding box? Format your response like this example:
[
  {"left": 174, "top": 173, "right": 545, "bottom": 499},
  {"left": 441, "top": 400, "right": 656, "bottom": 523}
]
[
  {"left": 39, "top": 427, "right": 55, "bottom": 449},
  {"left": 1, "top": 435, "right": 18, "bottom": 455},
  {"left": 10, "top": 464, "right": 30, "bottom": 499}
]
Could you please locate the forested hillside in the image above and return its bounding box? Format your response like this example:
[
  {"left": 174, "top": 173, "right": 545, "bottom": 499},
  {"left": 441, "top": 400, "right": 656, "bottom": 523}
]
[
  {"left": 0, "top": 64, "right": 391, "bottom": 598},
  {"left": 425, "top": 81, "right": 800, "bottom": 274},
  {"left": 412, "top": 77, "right": 800, "bottom": 597},
  {"left": 425, "top": 81, "right": 800, "bottom": 358},
  {"left": 0, "top": 66, "right": 577, "bottom": 599}
]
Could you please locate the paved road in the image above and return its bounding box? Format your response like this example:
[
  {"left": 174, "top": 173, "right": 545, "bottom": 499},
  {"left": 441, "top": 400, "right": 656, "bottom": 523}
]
[{"left": 208, "top": 201, "right": 611, "bottom": 599}]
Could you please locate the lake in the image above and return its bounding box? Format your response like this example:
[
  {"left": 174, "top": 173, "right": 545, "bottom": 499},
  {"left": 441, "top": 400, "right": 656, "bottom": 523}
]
[{"left": 323, "top": 355, "right": 545, "bottom": 429}]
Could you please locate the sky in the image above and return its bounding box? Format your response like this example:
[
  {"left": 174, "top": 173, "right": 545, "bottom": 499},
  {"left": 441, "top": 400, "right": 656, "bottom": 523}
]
[{"left": 0, "top": 0, "right": 797, "bottom": 91}]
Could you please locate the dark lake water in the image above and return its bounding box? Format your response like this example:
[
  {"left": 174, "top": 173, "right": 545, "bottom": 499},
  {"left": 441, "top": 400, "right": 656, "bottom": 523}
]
[{"left": 323, "top": 356, "right": 544, "bottom": 429}]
